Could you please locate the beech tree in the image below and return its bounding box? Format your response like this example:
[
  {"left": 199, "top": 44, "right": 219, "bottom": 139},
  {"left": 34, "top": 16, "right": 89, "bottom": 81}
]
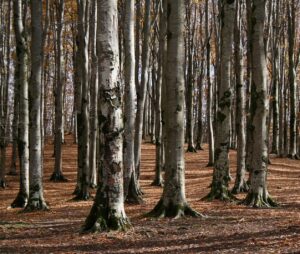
[
  {"left": 83, "top": 0, "right": 130, "bottom": 232},
  {"left": 11, "top": 0, "right": 29, "bottom": 208},
  {"left": 148, "top": 0, "right": 200, "bottom": 218},
  {"left": 203, "top": 0, "right": 235, "bottom": 201},
  {"left": 25, "top": 0, "right": 48, "bottom": 211},
  {"left": 242, "top": 0, "right": 277, "bottom": 208}
]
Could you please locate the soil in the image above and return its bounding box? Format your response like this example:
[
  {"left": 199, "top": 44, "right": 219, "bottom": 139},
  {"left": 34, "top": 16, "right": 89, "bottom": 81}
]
[{"left": 0, "top": 135, "right": 300, "bottom": 253}]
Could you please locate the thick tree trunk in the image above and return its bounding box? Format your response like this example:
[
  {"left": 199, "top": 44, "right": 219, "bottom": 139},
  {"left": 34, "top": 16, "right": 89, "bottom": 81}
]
[
  {"left": 83, "top": 0, "right": 130, "bottom": 232},
  {"left": 25, "top": 0, "right": 48, "bottom": 211},
  {"left": 242, "top": 0, "right": 277, "bottom": 208},
  {"left": 203, "top": 0, "right": 236, "bottom": 201},
  {"left": 148, "top": 0, "right": 200, "bottom": 218}
]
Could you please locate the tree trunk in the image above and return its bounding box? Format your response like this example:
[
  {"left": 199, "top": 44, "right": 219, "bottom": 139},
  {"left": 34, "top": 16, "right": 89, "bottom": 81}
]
[
  {"left": 11, "top": 0, "right": 30, "bottom": 208},
  {"left": 206, "top": 0, "right": 214, "bottom": 167},
  {"left": 73, "top": 0, "right": 91, "bottom": 200},
  {"left": 25, "top": 0, "right": 48, "bottom": 211},
  {"left": 287, "top": 0, "right": 298, "bottom": 159},
  {"left": 148, "top": 0, "right": 200, "bottom": 218},
  {"left": 203, "top": 0, "right": 235, "bottom": 201},
  {"left": 83, "top": 0, "right": 131, "bottom": 232},
  {"left": 232, "top": 1, "right": 248, "bottom": 194},
  {"left": 89, "top": 0, "right": 98, "bottom": 188},
  {"left": 123, "top": 0, "right": 143, "bottom": 204},
  {"left": 51, "top": 0, "right": 67, "bottom": 182},
  {"left": 134, "top": 0, "right": 151, "bottom": 178},
  {"left": 242, "top": 0, "right": 277, "bottom": 208}
]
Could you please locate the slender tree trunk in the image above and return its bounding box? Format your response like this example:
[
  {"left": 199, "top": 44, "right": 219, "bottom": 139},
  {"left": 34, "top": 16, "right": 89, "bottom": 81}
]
[
  {"left": 148, "top": 0, "right": 200, "bottom": 218},
  {"left": 232, "top": 1, "right": 248, "bottom": 194},
  {"left": 74, "top": 0, "right": 91, "bottom": 200},
  {"left": 83, "top": 0, "right": 131, "bottom": 232},
  {"left": 11, "top": 0, "right": 30, "bottom": 208},
  {"left": 123, "top": 0, "right": 143, "bottom": 204},
  {"left": 287, "top": 0, "right": 298, "bottom": 159},
  {"left": 242, "top": 0, "right": 277, "bottom": 208},
  {"left": 25, "top": 0, "right": 48, "bottom": 211},
  {"left": 206, "top": 0, "right": 214, "bottom": 167},
  {"left": 89, "top": 0, "right": 98, "bottom": 188},
  {"left": 203, "top": 0, "right": 235, "bottom": 201},
  {"left": 134, "top": 0, "right": 151, "bottom": 178},
  {"left": 51, "top": 0, "right": 67, "bottom": 182}
]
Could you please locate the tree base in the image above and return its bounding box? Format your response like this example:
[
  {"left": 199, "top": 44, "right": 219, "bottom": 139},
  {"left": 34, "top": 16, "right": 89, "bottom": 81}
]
[
  {"left": 82, "top": 205, "right": 131, "bottom": 232},
  {"left": 24, "top": 198, "right": 49, "bottom": 212},
  {"left": 72, "top": 190, "right": 92, "bottom": 201},
  {"left": 147, "top": 199, "right": 203, "bottom": 219},
  {"left": 0, "top": 179, "right": 7, "bottom": 188},
  {"left": 72, "top": 185, "right": 81, "bottom": 195},
  {"left": 11, "top": 192, "right": 28, "bottom": 208},
  {"left": 202, "top": 183, "right": 238, "bottom": 202},
  {"left": 231, "top": 180, "right": 249, "bottom": 194},
  {"left": 90, "top": 183, "right": 97, "bottom": 189},
  {"left": 151, "top": 178, "right": 164, "bottom": 187},
  {"left": 50, "top": 172, "right": 68, "bottom": 182},
  {"left": 125, "top": 187, "right": 144, "bottom": 205},
  {"left": 186, "top": 146, "right": 197, "bottom": 153},
  {"left": 206, "top": 162, "right": 214, "bottom": 167},
  {"left": 287, "top": 154, "right": 300, "bottom": 160},
  {"left": 195, "top": 144, "right": 204, "bottom": 151},
  {"left": 241, "top": 192, "right": 278, "bottom": 208}
]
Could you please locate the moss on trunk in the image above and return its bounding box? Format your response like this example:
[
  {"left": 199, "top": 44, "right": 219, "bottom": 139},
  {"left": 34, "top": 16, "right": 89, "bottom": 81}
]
[
  {"left": 11, "top": 191, "right": 28, "bottom": 208},
  {"left": 24, "top": 198, "right": 49, "bottom": 212},
  {"left": 241, "top": 192, "right": 278, "bottom": 208},
  {"left": 202, "top": 181, "right": 237, "bottom": 202}
]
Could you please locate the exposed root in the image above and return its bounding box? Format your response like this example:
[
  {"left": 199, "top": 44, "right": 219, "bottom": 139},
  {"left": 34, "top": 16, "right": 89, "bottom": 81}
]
[
  {"left": 231, "top": 180, "right": 249, "bottom": 194},
  {"left": 202, "top": 183, "right": 238, "bottom": 202},
  {"left": 24, "top": 198, "right": 49, "bottom": 212},
  {"left": 50, "top": 171, "right": 68, "bottom": 182},
  {"left": 11, "top": 192, "right": 28, "bottom": 208},
  {"left": 82, "top": 204, "right": 131, "bottom": 232},
  {"left": 241, "top": 192, "right": 278, "bottom": 208},
  {"left": 147, "top": 199, "right": 203, "bottom": 219},
  {"left": 72, "top": 190, "right": 92, "bottom": 201}
]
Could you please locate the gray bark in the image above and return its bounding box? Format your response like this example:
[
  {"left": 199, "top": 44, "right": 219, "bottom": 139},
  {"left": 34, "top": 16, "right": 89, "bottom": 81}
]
[
  {"left": 25, "top": 0, "right": 48, "bottom": 211},
  {"left": 203, "top": 0, "right": 235, "bottom": 201},
  {"left": 242, "top": 0, "right": 277, "bottom": 208},
  {"left": 149, "top": 0, "right": 200, "bottom": 218},
  {"left": 83, "top": 0, "right": 130, "bottom": 232}
]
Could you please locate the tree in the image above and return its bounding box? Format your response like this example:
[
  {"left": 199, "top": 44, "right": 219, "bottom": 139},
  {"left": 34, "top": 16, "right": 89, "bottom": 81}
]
[
  {"left": 51, "top": 0, "right": 68, "bottom": 182},
  {"left": 242, "top": 0, "right": 277, "bottom": 208},
  {"left": 82, "top": 0, "right": 130, "bottom": 232},
  {"left": 73, "top": 0, "right": 91, "bottom": 200},
  {"left": 123, "top": 0, "right": 143, "bottom": 203},
  {"left": 148, "top": 0, "right": 200, "bottom": 218},
  {"left": 232, "top": 0, "right": 248, "bottom": 194},
  {"left": 11, "top": 0, "right": 30, "bottom": 208},
  {"left": 25, "top": 0, "right": 48, "bottom": 211},
  {"left": 203, "top": 0, "right": 236, "bottom": 201}
]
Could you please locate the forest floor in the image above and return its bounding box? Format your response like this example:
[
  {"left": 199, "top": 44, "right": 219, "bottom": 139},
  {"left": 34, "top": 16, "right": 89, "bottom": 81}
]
[{"left": 0, "top": 134, "right": 300, "bottom": 253}]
